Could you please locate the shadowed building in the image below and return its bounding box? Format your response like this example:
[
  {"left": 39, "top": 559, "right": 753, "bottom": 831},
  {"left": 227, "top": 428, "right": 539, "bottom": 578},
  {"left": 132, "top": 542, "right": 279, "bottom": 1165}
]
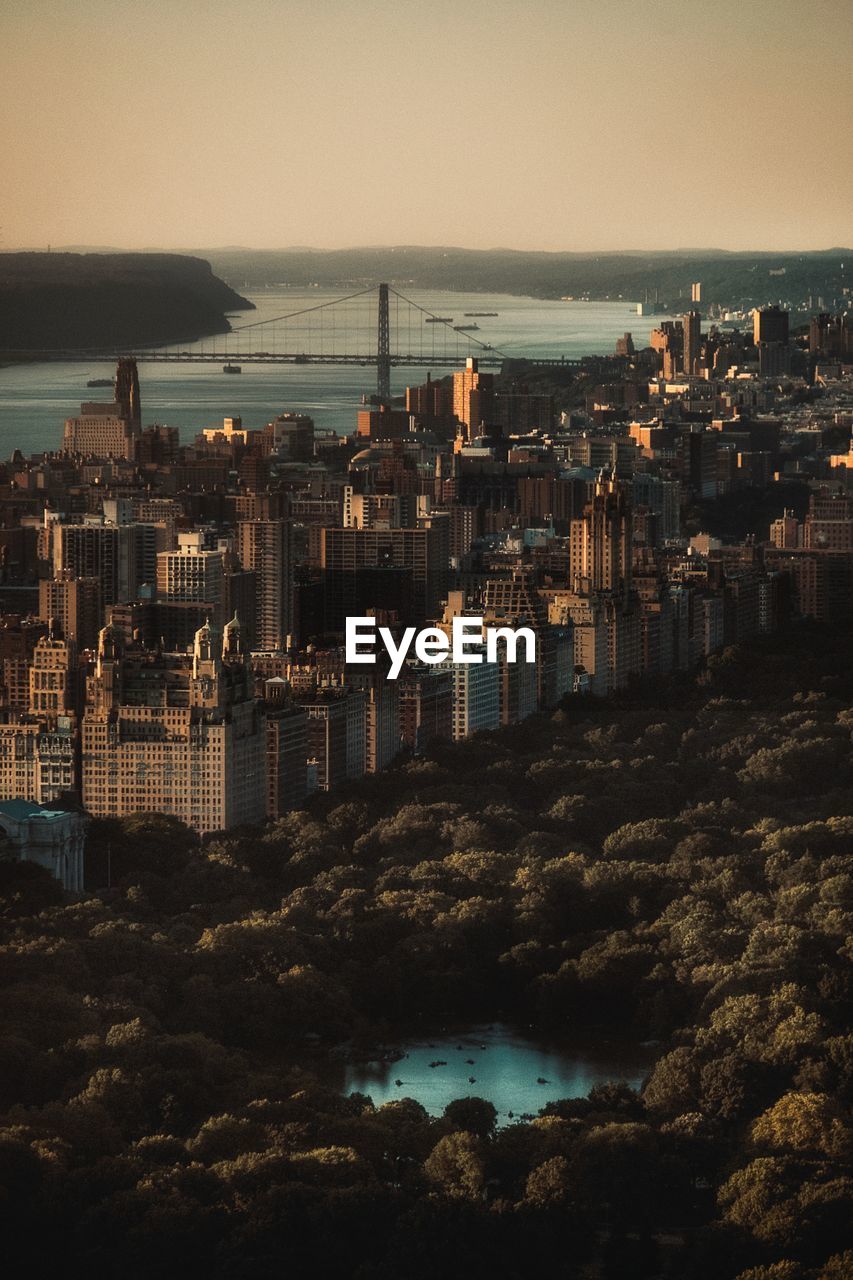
[
  {"left": 263, "top": 678, "right": 308, "bottom": 818},
  {"left": 683, "top": 309, "right": 702, "bottom": 377},
  {"left": 39, "top": 573, "right": 102, "bottom": 652},
  {"left": 114, "top": 357, "right": 142, "bottom": 427},
  {"left": 0, "top": 800, "right": 87, "bottom": 892},
  {"left": 398, "top": 664, "right": 453, "bottom": 753}
]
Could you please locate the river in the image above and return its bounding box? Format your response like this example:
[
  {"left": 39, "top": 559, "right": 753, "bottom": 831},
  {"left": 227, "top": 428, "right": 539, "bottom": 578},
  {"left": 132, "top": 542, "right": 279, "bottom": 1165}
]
[
  {"left": 337, "top": 1023, "right": 653, "bottom": 1123},
  {"left": 0, "top": 289, "right": 666, "bottom": 458}
]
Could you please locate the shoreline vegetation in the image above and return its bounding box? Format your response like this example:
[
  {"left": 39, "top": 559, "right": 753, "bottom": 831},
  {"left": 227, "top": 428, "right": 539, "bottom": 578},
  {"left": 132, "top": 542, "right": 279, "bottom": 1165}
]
[
  {"left": 202, "top": 245, "right": 850, "bottom": 308},
  {"left": 1, "top": 621, "right": 851, "bottom": 1278}
]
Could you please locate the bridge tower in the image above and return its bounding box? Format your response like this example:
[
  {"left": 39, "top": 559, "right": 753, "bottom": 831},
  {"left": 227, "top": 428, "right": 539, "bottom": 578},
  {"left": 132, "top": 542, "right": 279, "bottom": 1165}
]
[{"left": 377, "top": 282, "right": 391, "bottom": 404}]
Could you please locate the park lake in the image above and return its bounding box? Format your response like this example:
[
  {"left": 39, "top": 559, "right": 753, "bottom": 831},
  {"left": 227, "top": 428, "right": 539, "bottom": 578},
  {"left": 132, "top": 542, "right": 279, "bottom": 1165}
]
[{"left": 333, "top": 1023, "right": 655, "bottom": 1123}]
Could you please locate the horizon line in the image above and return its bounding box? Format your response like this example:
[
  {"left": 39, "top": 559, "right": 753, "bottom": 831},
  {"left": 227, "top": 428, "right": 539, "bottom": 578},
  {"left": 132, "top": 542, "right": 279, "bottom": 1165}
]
[{"left": 3, "top": 243, "right": 852, "bottom": 258}]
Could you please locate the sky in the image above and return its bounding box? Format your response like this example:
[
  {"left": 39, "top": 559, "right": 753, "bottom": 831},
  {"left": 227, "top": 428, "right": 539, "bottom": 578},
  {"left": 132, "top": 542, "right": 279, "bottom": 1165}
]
[{"left": 1, "top": 0, "right": 852, "bottom": 254}]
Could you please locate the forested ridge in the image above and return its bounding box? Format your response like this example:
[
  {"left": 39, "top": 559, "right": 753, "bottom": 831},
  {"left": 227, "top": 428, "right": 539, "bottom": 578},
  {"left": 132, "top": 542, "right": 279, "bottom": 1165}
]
[
  {"left": 204, "top": 246, "right": 850, "bottom": 309},
  {"left": 0, "top": 253, "right": 252, "bottom": 351},
  {"left": 1, "top": 624, "right": 852, "bottom": 1279}
]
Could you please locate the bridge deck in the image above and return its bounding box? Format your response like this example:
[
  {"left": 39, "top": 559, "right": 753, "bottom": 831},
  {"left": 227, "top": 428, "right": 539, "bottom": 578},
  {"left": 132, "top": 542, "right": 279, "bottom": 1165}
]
[{"left": 1, "top": 350, "right": 583, "bottom": 370}]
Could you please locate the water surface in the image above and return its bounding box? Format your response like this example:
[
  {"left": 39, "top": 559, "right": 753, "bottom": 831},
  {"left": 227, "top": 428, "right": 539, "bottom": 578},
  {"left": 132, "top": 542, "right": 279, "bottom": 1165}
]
[
  {"left": 343, "top": 1023, "right": 652, "bottom": 1122},
  {"left": 0, "top": 290, "right": 668, "bottom": 457}
]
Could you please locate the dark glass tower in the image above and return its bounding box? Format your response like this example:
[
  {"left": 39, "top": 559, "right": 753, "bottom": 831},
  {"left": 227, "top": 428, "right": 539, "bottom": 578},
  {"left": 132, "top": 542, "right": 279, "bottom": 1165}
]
[{"left": 114, "top": 358, "right": 141, "bottom": 427}]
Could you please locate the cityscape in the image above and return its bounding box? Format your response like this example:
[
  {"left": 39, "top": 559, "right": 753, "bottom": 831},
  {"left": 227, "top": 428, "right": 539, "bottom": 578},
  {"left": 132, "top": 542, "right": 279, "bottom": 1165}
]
[
  {"left": 1, "top": 0, "right": 852, "bottom": 1277},
  {"left": 2, "top": 295, "right": 851, "bottom": 864}
]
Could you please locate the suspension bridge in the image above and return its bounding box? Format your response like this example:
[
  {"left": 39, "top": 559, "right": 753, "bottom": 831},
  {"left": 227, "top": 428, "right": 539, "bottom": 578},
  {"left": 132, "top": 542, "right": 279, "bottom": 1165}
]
[{"left": 7, "top": 283, "right": 582, "bottom": 399}]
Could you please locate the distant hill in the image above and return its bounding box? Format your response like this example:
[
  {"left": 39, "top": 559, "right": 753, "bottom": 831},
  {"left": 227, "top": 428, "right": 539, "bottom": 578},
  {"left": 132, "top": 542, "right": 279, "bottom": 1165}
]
[
  {"left": 0, "top": 253, "right": 253, "bottom": 352},
  {"left": 203, "top": 245, "right": 851, "bottom": 309}
]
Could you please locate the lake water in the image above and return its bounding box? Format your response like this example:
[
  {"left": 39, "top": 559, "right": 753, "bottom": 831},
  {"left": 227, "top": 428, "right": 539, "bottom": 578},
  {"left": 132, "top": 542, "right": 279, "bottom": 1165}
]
[
  {"left": 342, "top": 1023, "right": 652, "bottom": 1122},
  {"left": 0, "top": 289, "right": 667, "bottom": 458}
]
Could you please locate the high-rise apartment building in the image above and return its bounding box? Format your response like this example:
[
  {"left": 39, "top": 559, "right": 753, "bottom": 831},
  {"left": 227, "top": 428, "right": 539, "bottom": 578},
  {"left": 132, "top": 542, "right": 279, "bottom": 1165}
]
[
  {"left": 320, "top": 517, "right": 449, "bottom": 628},
  {"left": 300, "top": 688, "right": 366, "bottom": 790},
  {"left": 28, "top": 631, "right": 77, "bottom": 719},
  {"left": 630, "top": 474, "right": 681, "bottom": 542},
  {"left": 569, "top": 474, "right": 633, "bottom": 597},
  {"left": 156, "top": 532, "right": 225, "bottom": 622},
  {"left": 0, "top": 618, "right": 46, "bottom": 716},
  {"left": 398, "top": 664, "right": 453, "bottom": 753},
  {"left": 39, "top": 573, "right": 102, "bottom": 652},
  {"left": 553, "top": 593, "right": 641, "bottom": 696},
  {"left": 53, "top": 521, "right": 162, "bottom": 605},
  {"left": 0, "top": 631, "right": 78, "bottom": 805},
  {"left": 809, "top": 313, "right": 851, "bottom": 359},
  {"left": 753, "top": 306, "right": 792, "bottom": 377},
  {"left": 82, "top": 619, "right": 266, "bottom": 834},
  {"left": 346, "top": 667, "right": 401, "bottom": 773},
  {"left": 342, "top": 488, "right": 419, "bottom": 530},
  {"left": 237, "top": 519, "right": 293, "bottom": 651},
  {"left": 262, "top": 679, "right": 308, "bottom": 818},
  {"left": 269, "top": 412, "right": 315, "bottom": 461},
  {"left": 439, "top": 645, "right": 501, "bottom": 741},
  {"left": 62, "top": 405, "right": 140, "bottom": 459},
  {"left": 803, "top": 489, "right": 853, "bottom": 550},
  {"left": 452, "top": 357, "right": 494, "bottom": 437},
  {"left": 770, "top": 510, "right": 800, "bottom": 550},
  {"left": 62, "top": 357, "right": 141, "bottom": 457},
  {"left": 651, "top": 321, "right": 684, "bottom": 378}
]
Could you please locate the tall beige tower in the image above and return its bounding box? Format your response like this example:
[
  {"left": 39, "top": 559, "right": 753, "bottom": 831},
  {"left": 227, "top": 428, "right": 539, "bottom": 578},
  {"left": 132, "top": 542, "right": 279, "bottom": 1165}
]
[
  {"left": 452, "top": 357, "right": 494, "bottom": 437},
  {"left": 569, "top": 473, "right": 633, "bottom": 598},
  {"left": 237, "top": 519, "right": 292, "bottom": 651}
]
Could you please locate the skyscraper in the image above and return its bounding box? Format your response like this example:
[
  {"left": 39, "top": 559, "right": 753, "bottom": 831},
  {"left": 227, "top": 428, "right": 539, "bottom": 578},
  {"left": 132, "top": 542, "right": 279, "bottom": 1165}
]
[
  {"left": 238, "top": 519, "right": 293, "bottom": 651},
  {"left": 754, "top": 305, "right": 789, "bottom": 346},
  {"left": 650, "top": 321, "right": 683, "bottom": 378},
  {"left": 319, "top": 518, "right": 449, "bottom": 628},
  {"left": 156, "top": 531, "right": 225, "bottom": 622},
  {"left": 53, "top": 521, "right": 161, "bottom": 605},
  {"left": 39, "top": 572, "right": 102, "bottom": 652},
  {"left": 683, "top": 310, "right": 702, "bottom": 376},
  {"left": 114, "top": 357, "right": 142, "bottom": 428},
  {"left": 569, "top": 473, "right": 633, "bottom": 598},
  {"left": 452, "top": 357, "right": 494, "bottom": 437}
]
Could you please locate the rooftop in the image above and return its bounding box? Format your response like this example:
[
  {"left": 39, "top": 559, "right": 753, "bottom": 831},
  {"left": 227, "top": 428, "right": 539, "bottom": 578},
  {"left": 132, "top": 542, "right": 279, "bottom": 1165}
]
[{"left": 0, "top": 799, "right": 69, "bottom": 823}]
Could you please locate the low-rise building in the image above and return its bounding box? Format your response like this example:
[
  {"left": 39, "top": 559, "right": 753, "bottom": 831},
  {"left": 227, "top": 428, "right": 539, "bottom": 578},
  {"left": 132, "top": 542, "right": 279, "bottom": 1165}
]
[{"left": 0, "top": 799, "right": 87, "bottom": 891}]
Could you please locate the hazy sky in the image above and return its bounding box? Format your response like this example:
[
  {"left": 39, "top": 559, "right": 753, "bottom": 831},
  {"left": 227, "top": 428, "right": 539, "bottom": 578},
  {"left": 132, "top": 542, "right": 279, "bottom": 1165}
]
[{"left": 2, "top": 0, "right": 851, "bottom": 253}]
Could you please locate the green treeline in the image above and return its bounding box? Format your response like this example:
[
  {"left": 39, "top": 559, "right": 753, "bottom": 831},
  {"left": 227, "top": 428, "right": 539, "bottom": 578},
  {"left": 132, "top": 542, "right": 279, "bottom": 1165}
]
[{"left": 1, "top": 624, "right": 851, "bottom": 1278}]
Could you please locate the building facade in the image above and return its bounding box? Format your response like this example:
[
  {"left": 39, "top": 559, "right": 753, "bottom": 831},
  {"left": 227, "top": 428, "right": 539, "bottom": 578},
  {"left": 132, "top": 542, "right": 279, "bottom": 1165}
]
[{"left": 81, "top": 619, "right": 266, "bottom": 835}]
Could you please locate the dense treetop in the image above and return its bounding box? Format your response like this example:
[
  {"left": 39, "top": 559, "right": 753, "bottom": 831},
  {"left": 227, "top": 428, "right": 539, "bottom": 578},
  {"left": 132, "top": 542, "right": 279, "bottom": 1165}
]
[{"left": 1, "top": 623, "right": 851, "bottom": 1278}]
